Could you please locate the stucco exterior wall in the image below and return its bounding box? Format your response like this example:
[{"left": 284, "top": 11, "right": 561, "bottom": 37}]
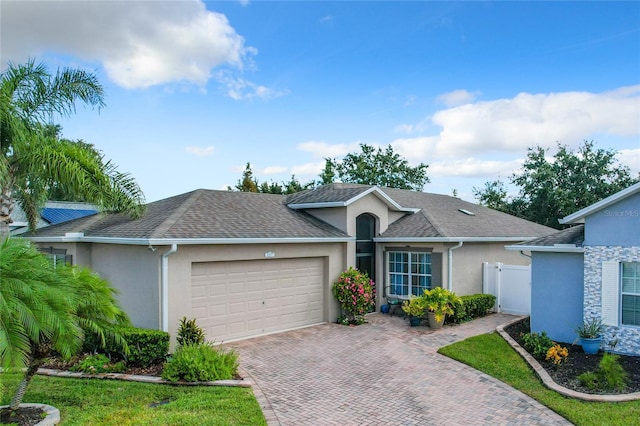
[
  {"left": 33, "top": 242, "right": 160, "bottom": 329},
  {"left": 90, "top": 244, "right": 161, "bottom": 330},
  {"left": 584, "top": 246, "right": 640, "bottom": 356},
  {"left": 449, "top": 243, "right": 532, "bottom": 296},
  {"left": 165, "top": 242, "right": 347, "bottom": 343},
  {"left": 530, "top": 251, "right": 584, "bottom": 343},
  {"left": 584, "top": 193, "right": 640, "bottom": 247},
  {"left": 305, "top": 208, "right": 348, "bottom": 233}
]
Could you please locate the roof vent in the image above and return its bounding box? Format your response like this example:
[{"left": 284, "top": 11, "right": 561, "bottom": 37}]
[{"left": 458, "top": 209, "right": 475, "bottom": 216}]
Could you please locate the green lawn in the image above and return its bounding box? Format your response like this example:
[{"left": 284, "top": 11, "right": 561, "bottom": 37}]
[
  {"left": 0, "top": 373, "right": 266, "bottom": 425},
  {"left": 438, "top": 332, "right": 640, "bottom": 426}
]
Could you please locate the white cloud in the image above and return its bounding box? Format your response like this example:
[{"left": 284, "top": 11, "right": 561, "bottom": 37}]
[
  {"left": 392, "top": 86, "right": 640, "bottom": 161},
  {"left": 617, "top": 148, "right": 640, "bottom": 176},
  {"left": 185, "top": 146, "right": 215, "bottom": 157},
  {"left": 436, "top": 89, "right": 479, "bottom": 107},
  {"left": 259, "top": 166, "right": 288, "bottom": 175},
  {"left": 428, "top": 158, "right": 523, "bottom": 178},
  {"left": 297, "top": 141, "right": 360, "bottom": 158},
  {"left": 216, "top": 72, "right": 288, "bottom": 100},
  {"left": 319, "top": 15, "right": 334, "bottom": 24},
  {"left": 2, "top": 0, "right": 258, "bottom": 90},
  {"left": 394, "top": 124, "right": 417, "bottom": 134},
  {"left": 291, "top": 161, "right": 326, "bottom": 177}
]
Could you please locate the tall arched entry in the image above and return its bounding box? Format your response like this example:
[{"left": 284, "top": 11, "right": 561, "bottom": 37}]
[{"left": 355, "top": 213, "right": 376, "bottom": 281}]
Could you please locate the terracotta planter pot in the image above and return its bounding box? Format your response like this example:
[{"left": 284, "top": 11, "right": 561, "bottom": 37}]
[{"left": 427, "top": 311, "right": 445, "bottom": 329}]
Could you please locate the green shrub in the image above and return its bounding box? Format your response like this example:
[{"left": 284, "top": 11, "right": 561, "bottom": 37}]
[
  {"left": 577, "top": 371, "right": 599, "bottom": 389},
  {"left": 577, "top": 353, "right": 628, "bottom": 392},
  {"left": 446, "top": 294, "right": 496, "bottom": 324},
  {"left": 70, "top": 354, "right": 126, "bottom": 374},
  {"left": 177, "top": 317, "right": 205, "bottom": 347},
  {"left": 161, "top": 343, "right": 238, "bottom": 382},
  {"left": 596, "top": 353, "right": 628, "bottom": 391},
  {"left": 82, "top": 326, "right": 169, "bottom": 368},
  {"left": 521, "top": 331, "right": 554, "bottom": 359}
]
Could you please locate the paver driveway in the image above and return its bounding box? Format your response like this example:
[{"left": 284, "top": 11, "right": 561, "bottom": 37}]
[{"left": 226, "top": 313, "right": 572, "bottom": 426}]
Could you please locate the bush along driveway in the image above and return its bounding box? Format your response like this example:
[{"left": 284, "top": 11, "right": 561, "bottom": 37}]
[{"left": 226, "top": 313, "right": 571, "bottom": 426}]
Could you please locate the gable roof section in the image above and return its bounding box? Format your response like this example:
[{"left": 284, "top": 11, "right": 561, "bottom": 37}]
[
  {"left": 559, "top": 182, "right": 640, "bottom": 224},
  {"left": 505, "top": 225, "right": 585, "bottom": 253},
  {"left": 286, "top": 183, "right": 418, "bottom": 213},
  {"left": 377, "top": 187, "right": 556, "bottom": 241},
  {"left": 29, "top": 189, "right": 350, "bottom": 244}
]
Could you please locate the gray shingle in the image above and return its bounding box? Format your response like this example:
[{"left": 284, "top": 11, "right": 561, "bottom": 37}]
[
  {"left": 31, "top": 189, "right": 348, "bottom": 240},
  {"left": 30, "top": 185, "right": 556, "bottom": 241},
  {"left": 378, "top": 187, "right": 555, "bottom": 239},
  {"left": 513, "top": 224, "right": 585, "bottom": 247}
]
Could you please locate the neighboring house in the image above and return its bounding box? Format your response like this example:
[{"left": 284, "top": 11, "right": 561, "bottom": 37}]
[
  {"left": 507, "top": 182, "right": 640, "bottom": 356},
  {"left": 9, "top": 201, "right": 98, "bottom": 234},
  {"left": 27, "top": 183, "right": 554, "bottom": 344}
]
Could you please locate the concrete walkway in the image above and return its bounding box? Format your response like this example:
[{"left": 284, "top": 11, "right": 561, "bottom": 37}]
[{"left": 226, "top": 313, "right": 572, "bottom": 425}]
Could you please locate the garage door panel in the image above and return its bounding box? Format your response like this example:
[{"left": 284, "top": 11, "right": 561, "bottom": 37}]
[{"left": 191, "top": 257, "right": 324, "bottom": 341}]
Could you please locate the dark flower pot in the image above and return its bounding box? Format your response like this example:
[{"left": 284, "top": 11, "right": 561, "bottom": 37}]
[
  {"left": 409, "top": 316, "right": 421, "bottom": 327},
  {"left": 381, "top": 304, "right": 390, "bottom": 314}
]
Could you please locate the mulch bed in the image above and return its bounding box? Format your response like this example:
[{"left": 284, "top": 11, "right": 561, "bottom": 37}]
[
  {"left": 0, "top": 407, "right": 46, "bottom": 426},
  {"left": 505, "top": 317, "right": 640, "bottom": 394}
]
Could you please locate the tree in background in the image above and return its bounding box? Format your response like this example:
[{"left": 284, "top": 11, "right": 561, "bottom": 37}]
[
  {"left": 473, "top": 141, "right": 639, "bottom": 228},
  {"left": 232, "top": 164, "right": 314, "bottom": 195},
  {"left": 234, "top": 162, "right": 259, "bottom": 192},
  {"left": 322, "top": 143, "right": 430, "bottom": 191},
  {"left": 0, "top": 59, "right": 145, "bottom": 236}
]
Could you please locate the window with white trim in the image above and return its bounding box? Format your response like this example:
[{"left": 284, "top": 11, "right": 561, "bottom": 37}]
[
  {"left": 387, "top": 251, "right": 431, "bottom": 297},
  {"left": 621, "top": 262, "right": 640, "bottom": 326}
]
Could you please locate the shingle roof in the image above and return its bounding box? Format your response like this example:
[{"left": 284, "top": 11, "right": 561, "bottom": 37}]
[
  {"left": 286, "top": 183, "right": 372, "bottom": 205},
  {"left": 30, "top": 189, "right": 349, "bottom": 240},
  {"left": 511, "top": 224, "right": 585, "bottom": 247},
  {"left": 289, "top": 183, "right": 554, "bottom": 239},
  {"left": 30, "top": 185, "right": 556, "bottom": 242},
  {"left": 377, "top": 187, "right": 555, "bottom": 239}
]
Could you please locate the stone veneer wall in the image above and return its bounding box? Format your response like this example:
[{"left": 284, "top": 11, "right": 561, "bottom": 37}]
[{"left": 584, "top": 246, "right": 640, "bottom": 356}]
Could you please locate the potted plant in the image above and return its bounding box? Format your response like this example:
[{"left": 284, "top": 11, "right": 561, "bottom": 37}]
[
  {"left": 422, "top": 287, "right": 462, "bottom": 329},
  {"left": 575, "top": 317, "right": 604, "bottom": 354},
  {"left": 401, "top": 297, "right": 426, "bottom": 326}
]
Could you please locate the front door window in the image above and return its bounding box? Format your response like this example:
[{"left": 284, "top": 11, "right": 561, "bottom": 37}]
[{"left": 356, "top": 214, "right": 375, "bottom": 281}]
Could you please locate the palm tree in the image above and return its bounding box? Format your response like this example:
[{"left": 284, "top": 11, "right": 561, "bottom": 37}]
[
  {"left": 0, "top": 59, "right": 145, "bottom": 237},
  {"left": 0, "top": 237, "right": 131, "bottom": 412}
]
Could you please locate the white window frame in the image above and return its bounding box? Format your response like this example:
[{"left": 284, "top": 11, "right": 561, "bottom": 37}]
[
  {"left": 602, "top": 260, "right": 640, "bottom": 327},
  {"left": 386, "top": 251, "right": 432, "bottom": 298},
  {"left": 621, "top": 261, "right": 640, "bottom": 327}
]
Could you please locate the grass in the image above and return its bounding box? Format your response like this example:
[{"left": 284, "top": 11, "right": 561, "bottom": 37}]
[
  {"left": 0, "top": 373, "right": 266, "bottom": 425},
  {"left": 438, "top": 332, "right": 640, "bottom": 426}
]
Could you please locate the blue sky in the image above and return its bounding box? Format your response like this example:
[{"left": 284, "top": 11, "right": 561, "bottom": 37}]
[{"left": 2, "top": 1, "right": 639, "bottom": 203}]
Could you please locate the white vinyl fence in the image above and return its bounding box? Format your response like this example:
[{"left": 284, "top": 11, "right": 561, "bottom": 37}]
[{"left": 482, "top": 262, "right": 531, "bottom": 315}]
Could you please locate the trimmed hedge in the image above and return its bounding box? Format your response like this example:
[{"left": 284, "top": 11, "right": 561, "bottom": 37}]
[
  {"left": 83, "top": 326, "right": 170, "bottom": 368},
  {"left": 445, "top": 293, "right": 496, "bottom": 324}
]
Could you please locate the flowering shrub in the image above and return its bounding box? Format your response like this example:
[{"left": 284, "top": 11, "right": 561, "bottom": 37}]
[
  {"left": 332, "top": 267, "right": 375, "bottom": 325},
  {"left": 545, "top": 344, "right": 569, "bottom": 367}
]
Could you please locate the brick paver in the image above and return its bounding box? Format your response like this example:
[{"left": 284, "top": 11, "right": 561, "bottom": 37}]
[{"left": 226, "top": 313, "right": 572, "bottom": 425}]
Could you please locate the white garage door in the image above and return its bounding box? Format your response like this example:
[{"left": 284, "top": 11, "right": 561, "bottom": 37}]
[{"left": 191, "top": 257, "right": 324, "bottom": 342}]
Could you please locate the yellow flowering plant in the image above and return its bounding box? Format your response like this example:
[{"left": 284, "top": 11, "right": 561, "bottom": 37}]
[{"left": 545, "top": 343, "right": 569, "bottom": 367}]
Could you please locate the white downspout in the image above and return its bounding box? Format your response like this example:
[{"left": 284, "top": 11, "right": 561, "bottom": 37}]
[
  {"left": 447, "top": 241, "right": 463, "bottom": 291},
  {"left": 161, "top": 244, "right": 178, "bottom": 332}
]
